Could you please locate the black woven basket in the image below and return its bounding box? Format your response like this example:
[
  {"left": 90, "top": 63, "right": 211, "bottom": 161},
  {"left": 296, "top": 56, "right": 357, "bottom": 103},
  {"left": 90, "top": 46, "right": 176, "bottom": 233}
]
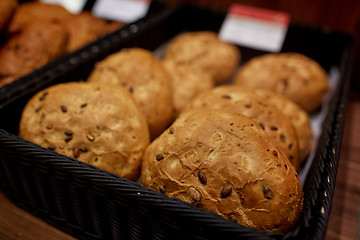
[{"left": 0, "top": 4, "right": 353, "bottom": 240}]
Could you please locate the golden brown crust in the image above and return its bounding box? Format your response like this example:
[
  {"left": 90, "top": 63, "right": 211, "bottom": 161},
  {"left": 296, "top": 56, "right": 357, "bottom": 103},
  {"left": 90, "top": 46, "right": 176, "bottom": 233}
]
[
  {"left": 234, "top": 52, "right": 329, "bottom": 113},
  {"left": 162, "top": 60, "right": 215, "bottom": 119},
  {"left": 141, "top": 109, "right": 303, "bottom": 232},
  {"left": 0, "top": 21, "right": 68, "bottom": 87},
  {"left": 7, "top": 2, "right": 123, "bottom": 53},
  {"left": 7, "top": 1, "right": 73, "bottom": 34},
  {"left": 182, "top": 86, "right": 301, "bottom": 169},
  {"left": 19, "top": 82, "right": 150, "bottom": 181},
  {"left": 254, "top": 89, "right": 314, "bottom": 166},
  {"left": 62, "top": 11, "right": 124, "bottom": 53},
  {"left": 0, "top": 0, "right": 17, "bottom": 33},
  {"left": 87, "top": 48, "right": 173, "bottom": 139},
  {"left": 163, "top": 31, "right": 241, "bottom": 85}
]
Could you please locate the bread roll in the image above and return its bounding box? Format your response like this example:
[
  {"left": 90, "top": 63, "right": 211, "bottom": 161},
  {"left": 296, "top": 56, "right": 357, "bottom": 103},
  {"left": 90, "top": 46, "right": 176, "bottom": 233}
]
[
  {"left": 7, "top": 1, "right": 73, "bottom": 34},
  {"left": 0, "top": 21, "right": 68, "bottom": 87},
  {"left": 87, "top": 48, "right": 173, "bottom": 139},
  {"left": 234, "top": 52, "right": 329, "bottom": 113},
  {"left": 254, "top": 89, "right": 314, "bottom": 166},
  {"left": 61, "top": 11, "right": 124, "bottom": 53},
  {"left": 183, "top": 86, "right": 301, "bottom": 169},
  {"left": 163, "top": 31, "right": 241, "bottom": 85},
  {"left": 141, "top": 109, "right": 303, "bottom": 232},
  {"left": 162, "top": 60, "right": 214, "bottom": 118},
  {"left": 19, "top": 82, "right": 150, "bottom": 181}
]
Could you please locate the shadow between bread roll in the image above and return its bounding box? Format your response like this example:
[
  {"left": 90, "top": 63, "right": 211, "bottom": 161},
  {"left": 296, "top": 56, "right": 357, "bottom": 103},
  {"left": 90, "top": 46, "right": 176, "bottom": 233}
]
[
  {"left": 19, "top": 82, "right": 150, "bottom": 181},
  {"left": 141, "top": 109, "right": 303, "bottom": 232},
  {"left": 0, "top": 0, "right": 17, "bottom": 34}
]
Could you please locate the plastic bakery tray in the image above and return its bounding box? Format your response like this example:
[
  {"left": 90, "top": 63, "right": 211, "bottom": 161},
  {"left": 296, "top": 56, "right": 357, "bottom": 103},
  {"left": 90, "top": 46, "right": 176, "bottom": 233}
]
[{"left": 0, "top": 4, "right": 354, "bottom": 240}]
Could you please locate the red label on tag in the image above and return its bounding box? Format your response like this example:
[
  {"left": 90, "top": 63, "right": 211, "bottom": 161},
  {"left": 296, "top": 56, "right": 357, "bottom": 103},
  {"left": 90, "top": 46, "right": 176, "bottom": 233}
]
[
  {"left": 219, "top": 4, "right": 291, "bottom": 52},
  {"left": 229, "top": 4, "right": 290, "bottom": 25}
]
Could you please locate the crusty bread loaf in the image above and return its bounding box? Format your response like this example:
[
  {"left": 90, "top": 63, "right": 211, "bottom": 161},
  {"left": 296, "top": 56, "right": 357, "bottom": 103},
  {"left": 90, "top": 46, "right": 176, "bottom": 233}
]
[
  {"left": 87, "top": 48, "right": 173, "bottom": 139},
  {"left": 61, "top": 11, "right": 124, "bottom": 53},
  {"left": 163, "top": 31, "right": 241, "bottom": 85},
  {"left": 19, "top": 82, "right": 150, "bottom": 181},
  {"left": 254, "top": 89, "right": 314, "bottom": 166},
  {"left": 141, "top": 109, "right": 303, "bottom": 232},
  {"left": 7, "top": 1, "right": 73, "bottom": 34},
  {"left": 162, "top": 60, "right": 214, "bottom": 118},
  {"left": 0, "top": 21, "right": 68, "bottom": 87},
  {"left": 182, "top": 86, "right": 301, "bottom": 169},
  {"left": 234, "top": 52, "right": 329, "bottom": 113},
  {"left": 0, "top": 1, "right": 125, "bottom": 87}
]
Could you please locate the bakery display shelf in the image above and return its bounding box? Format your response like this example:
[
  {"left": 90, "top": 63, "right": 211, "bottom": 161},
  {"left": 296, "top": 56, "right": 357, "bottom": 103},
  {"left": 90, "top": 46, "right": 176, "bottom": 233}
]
[{"left": 0, "top": 4, "right": 353, "bottom": 240}]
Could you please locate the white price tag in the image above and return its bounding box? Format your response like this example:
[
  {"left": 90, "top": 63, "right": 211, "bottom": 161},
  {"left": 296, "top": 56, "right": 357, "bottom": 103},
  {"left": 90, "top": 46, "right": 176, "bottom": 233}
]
[
  {"left": 40, "top": 0, "right": 87, "bottom": 14},
  {"left": 219, "top": 4, "right": 290, "bottom": 52},
  {"left": 92, "top": 0, "right": 151, "bottom": 23}
]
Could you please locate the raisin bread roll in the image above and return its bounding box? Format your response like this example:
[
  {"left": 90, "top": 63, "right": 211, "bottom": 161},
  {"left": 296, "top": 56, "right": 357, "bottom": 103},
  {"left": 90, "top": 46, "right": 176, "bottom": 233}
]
[
  {"left": 19, "top": 82, "right": 150, "bottom": 181},
  {"left": 87, "top": 48, "right": 173, "bottom": 139},
  {"left": 163, "top": 31, "right": 241, "bottom": 85},
  {"left": 234, "top": 53, "right": 329, "bottom": 113},
  {"left": 254, "top": 89, "right": 314, "bottom": 166},
  {"left": 141, "top": 109, "right": 303, "bottom": 232},
  {"left": 183, "top": 86, "right": 301, "bottom": 170}
]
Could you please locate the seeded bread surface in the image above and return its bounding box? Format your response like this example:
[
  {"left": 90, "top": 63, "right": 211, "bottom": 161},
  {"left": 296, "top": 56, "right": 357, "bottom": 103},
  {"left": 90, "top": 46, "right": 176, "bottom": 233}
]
[
  {"left": 254, "top": 89, "right": 314, "bottom": 166},
  {"left": 234, "top": 52, "right": 329, "bottom": 113},
  {"left": 19, "top": 82, "right": 150, "bottom": 181},
  {"left": 87, "top": 48, "right": 173, "bottom": 139},
  {"left": 141, "top": 109, "right": 303, "bottom": 232},
  {"left": 183, "top": 86, "right": 301, "bottom": 170},
  {"left": 163, "top": 31, "right": 241, "bottom": 85}
]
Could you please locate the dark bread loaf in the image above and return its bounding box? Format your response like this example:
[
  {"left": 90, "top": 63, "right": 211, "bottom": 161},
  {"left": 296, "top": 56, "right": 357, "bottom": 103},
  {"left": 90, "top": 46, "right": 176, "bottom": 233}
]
[
  {"left": 61, "top": 11, "right": 124, "bottom": 53},
  {"left": 0, "top": 21, "right": 68, "bottom": 87},
  {"left": 141, "top": 109, "right": 303, "bottom": 232},
  {"left": 7, "top": 2, "right": 124, "bottom": 52},
  {"left": 7, "top": 1, "right": 73, "bottom": 34}
]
